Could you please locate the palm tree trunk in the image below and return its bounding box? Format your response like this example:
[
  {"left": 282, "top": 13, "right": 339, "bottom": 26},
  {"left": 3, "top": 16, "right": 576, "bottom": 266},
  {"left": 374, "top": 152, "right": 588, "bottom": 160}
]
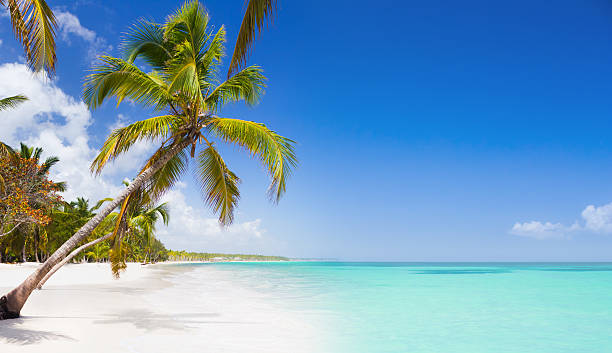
[
  {"left": 37, "top": 232, "right": 112, "bottom": 290},
  {"left": 34, "top": 230, "right": 39, "bottom": 263},
  {"left": 0, "top": 140, "right": 188, "bottom": 320},
  {"left": 21, "top": 240, "right": 26, "bottom": 263}
]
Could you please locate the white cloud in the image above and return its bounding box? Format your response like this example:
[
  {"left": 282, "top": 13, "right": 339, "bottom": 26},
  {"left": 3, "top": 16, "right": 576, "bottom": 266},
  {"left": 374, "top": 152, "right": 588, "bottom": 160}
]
[
  {"left": 510, "top": 201, "right": 612, "bottom": 239},
  {"left": 510, "top": 221, "right": 578, "bottom": 239},
  {"left": 581, "top": 203, "right": 612, "bottom": 233},
  {"left": 55, "top": 11, "right": 96, "bottom": 42},
  {"left": 157, "top": 185, "right": 268, "bottom": 252},
  {"left": 0, "top": 62, "right": 123, "bottom": 202},
  {"left": 0, "top": 39, "right": 3, "bottom": 47},
  {"left": 54, "top": 10, "right": 112, "bottom": 60}
]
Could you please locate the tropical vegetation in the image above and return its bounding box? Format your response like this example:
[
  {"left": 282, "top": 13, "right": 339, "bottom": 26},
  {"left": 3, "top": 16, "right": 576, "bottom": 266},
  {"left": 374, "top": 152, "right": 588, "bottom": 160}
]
[
  {"left": 0, "top": 0, "right": 295, "bottom": 320},
  {"left": 167, "top": 250, "right": 288, "bottom": 262},
  {"left": 0, "top": 144, "right": 64, "bottom": 260}
]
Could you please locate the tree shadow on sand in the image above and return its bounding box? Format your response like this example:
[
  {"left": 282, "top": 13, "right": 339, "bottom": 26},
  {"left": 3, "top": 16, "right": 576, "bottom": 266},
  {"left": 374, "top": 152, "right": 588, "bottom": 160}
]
[
  {"left": 93, "top": 309, "right": 251, "bottom": 332},
  {"left": 0, "top": 318, "right": 75, "bottom": 345}
]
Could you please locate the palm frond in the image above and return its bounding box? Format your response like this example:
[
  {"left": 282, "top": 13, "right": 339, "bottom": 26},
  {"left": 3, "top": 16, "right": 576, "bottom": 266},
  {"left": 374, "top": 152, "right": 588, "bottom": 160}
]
[
  {"left": 19, "top": 142, "right": 32, "bottom": 158},
  {"left": 83, "top": 56, "right": 173, "bottom": 110},
  {"left": 109, "top": 200, "right": 129, "bottom": 277},
  {"left": 228, "top": 0, "right": 277, "bottom": 77},
  {"left": 92, "top": 197, "right": 114, "bottom": 212},
  {"left": 0, "top": 142, "right": 15, "bottom": 156},
  {"left": 196, "top": 144, "right": 240, "bottom": 226},
  {"left": 206, "top": 117, "right": 296, "bottom": 201},
  {"left": 166, "top": 41, "right": 204, "bottom": 107},
  {"left": 206, "top": 66, "right": 265, "bottom": 112},
  {"left": 121, "top": 19, "right": 171, "bottom": 69},
  {"left": 141, "top": 146, "right": 189, "bottom": 202},
  {"left": 90, "top": 114, "right": 181, "bottom": 174},
  {"left": 108, "top": 239, "right": 127, "bottom": 277},
  {"left": 153, "top": 202, "right": 170, "bottom": 225},
  {"left": 164, "top": 0, "right": 209, "bottom": 54},
  {"left": 32, "top": 147, "right": 42, "bottom": 161},
  {"left": 0, "top": 95, "right": 28, "bottom": 111},
  {"left": 198, "top": 25, "right": 226, "bottom": 90},
  {"left": 7, "top": 0, "right": 57, "bottom": 76},
  {"left": 51, "top": 181, "right": 66, "bottom": 192},
  {"left": 40, "top": 155, "right": 59, "bottom": 174}
]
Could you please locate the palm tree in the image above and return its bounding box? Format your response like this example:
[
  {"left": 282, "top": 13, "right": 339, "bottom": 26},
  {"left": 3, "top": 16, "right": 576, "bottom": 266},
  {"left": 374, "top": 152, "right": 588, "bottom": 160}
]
[
  {"left": 0, "top": 0, "right": 57, "bottom": 75},
  {"left": 85, "top": 240, "right": 110, "bottom": 262},
  {"left": 0, "top": 143, "right": 65, "bottom": 239},
  {"left": 0, "top": 0, "right": 296, "bottom": 320},
  {"left": 228, "top": 0, "right": 277, "bottom": 77},
  {"left": 14, "top": 142, "right": 66, "bottom": 192},
  {"left": 119, "top": 201, "right": 170, "bottom": 267},
  {"left": 104, "top": 181, "right": 170, "bottom": 275},
  {"left": 37, "top": 194, "right": 169, "bottom": 289},
  {"left": 1, "top": 143, "right": 65, "bottom": 261}
]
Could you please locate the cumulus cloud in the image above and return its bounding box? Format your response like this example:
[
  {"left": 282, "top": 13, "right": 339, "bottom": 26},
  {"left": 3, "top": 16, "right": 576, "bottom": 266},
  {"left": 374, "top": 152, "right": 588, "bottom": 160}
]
[
  {"left": 510, "top": 201, "right": 612, "bottom": 239},
  {"left": 510, "top": 221, "right": 579, "bottom": 239},
  {"left": 0, "top": 62, "right": 122, "bottom": 201},
  {"left": 582, "top": 203, "right": 612, "bottom": 233},
  {"left": 54, "top": 10, "right": 112, "bottom": 60},
  {"left": 157, "top": 184, "right": 268, "bottom": 252},
  {"left": 55, "top": 11, "right": 96, "bottom": 42}
]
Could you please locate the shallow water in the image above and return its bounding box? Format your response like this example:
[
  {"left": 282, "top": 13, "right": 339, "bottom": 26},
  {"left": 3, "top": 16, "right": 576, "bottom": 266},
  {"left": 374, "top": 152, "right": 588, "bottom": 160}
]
[{"left": 180, "top": 262, "right": 612, "bottom": 353}]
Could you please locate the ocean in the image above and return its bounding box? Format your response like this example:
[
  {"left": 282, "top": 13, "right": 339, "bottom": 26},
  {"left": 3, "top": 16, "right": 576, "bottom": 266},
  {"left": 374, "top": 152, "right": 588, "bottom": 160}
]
[{"left": 174, "top": 262, "right": 612, "bottom": 353}]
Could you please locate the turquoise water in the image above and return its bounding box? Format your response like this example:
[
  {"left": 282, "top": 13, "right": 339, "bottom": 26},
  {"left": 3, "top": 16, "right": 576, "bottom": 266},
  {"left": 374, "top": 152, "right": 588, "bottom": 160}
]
[{"left": 189, "top": 262, "right": 612, "bottom": 352}]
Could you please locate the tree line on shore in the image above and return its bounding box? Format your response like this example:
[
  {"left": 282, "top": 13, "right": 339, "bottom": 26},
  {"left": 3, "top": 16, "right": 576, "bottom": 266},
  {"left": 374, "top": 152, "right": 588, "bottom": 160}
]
[
  {"left": 167, "top": 250, "right": 288, "bottom": 262},
  {"left": 0, "top": 143, "right": 170, "bottom": 264}
]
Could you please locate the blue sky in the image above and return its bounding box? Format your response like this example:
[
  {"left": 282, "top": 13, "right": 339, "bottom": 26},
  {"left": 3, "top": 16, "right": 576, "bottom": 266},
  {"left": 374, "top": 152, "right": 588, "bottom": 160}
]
[{"left": 1, "top": 0, "right": 612, "bottom": 260}]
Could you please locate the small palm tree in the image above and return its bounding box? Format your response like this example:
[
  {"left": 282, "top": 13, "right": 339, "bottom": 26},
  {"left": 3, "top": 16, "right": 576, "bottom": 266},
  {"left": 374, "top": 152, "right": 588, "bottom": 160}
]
[
  {"left": 85, "top": 241, "right": 109, "bottom": 262},
  {"left": 0, "top": 0, "right": 57, "bottom": 75},
  {"left": 108, "top": 184, "right": 170, "bottom": 275},
  {"left": 1, "top": 1, "right": 296, "bottom": 319},
  {"left": 127, "top": 203, "right": 169, "bottom": 264},
  {"left": 13, "top": 143, "right": 66, "bottom": 191}
]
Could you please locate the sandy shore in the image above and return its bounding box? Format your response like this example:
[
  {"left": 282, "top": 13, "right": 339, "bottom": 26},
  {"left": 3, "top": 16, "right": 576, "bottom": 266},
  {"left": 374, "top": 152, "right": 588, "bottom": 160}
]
[{"left": 0, "top": 262, "right": 319, "bottom": 353}]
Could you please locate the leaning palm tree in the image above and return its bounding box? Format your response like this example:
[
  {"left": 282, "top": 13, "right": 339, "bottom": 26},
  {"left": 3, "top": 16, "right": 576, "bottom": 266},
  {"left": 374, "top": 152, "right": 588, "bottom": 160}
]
[
  {"left": 1, "top": 0, "right": 57, "bottom": 75},
  {"left": 0, "top": 0, "right": 295, "bottom": 320},
  {"left": 228, "top": 0, "right": 277, "bottom": 77}
]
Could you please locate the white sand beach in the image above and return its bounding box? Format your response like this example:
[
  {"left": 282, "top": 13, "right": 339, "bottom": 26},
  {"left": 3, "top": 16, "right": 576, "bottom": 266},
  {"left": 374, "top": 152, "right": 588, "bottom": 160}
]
[{"left": 0, "top": 263, "right": 320, "bottom": 353}]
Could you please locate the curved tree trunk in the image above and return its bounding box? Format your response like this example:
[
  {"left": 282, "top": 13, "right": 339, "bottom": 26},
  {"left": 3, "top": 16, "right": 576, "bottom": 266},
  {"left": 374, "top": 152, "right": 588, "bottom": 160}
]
[
  {"left": 37, "top": 232, "right": 113, "bottom": 290},
  {"left": 0, "top": 141, "right": 188, "bottom": 320}
]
